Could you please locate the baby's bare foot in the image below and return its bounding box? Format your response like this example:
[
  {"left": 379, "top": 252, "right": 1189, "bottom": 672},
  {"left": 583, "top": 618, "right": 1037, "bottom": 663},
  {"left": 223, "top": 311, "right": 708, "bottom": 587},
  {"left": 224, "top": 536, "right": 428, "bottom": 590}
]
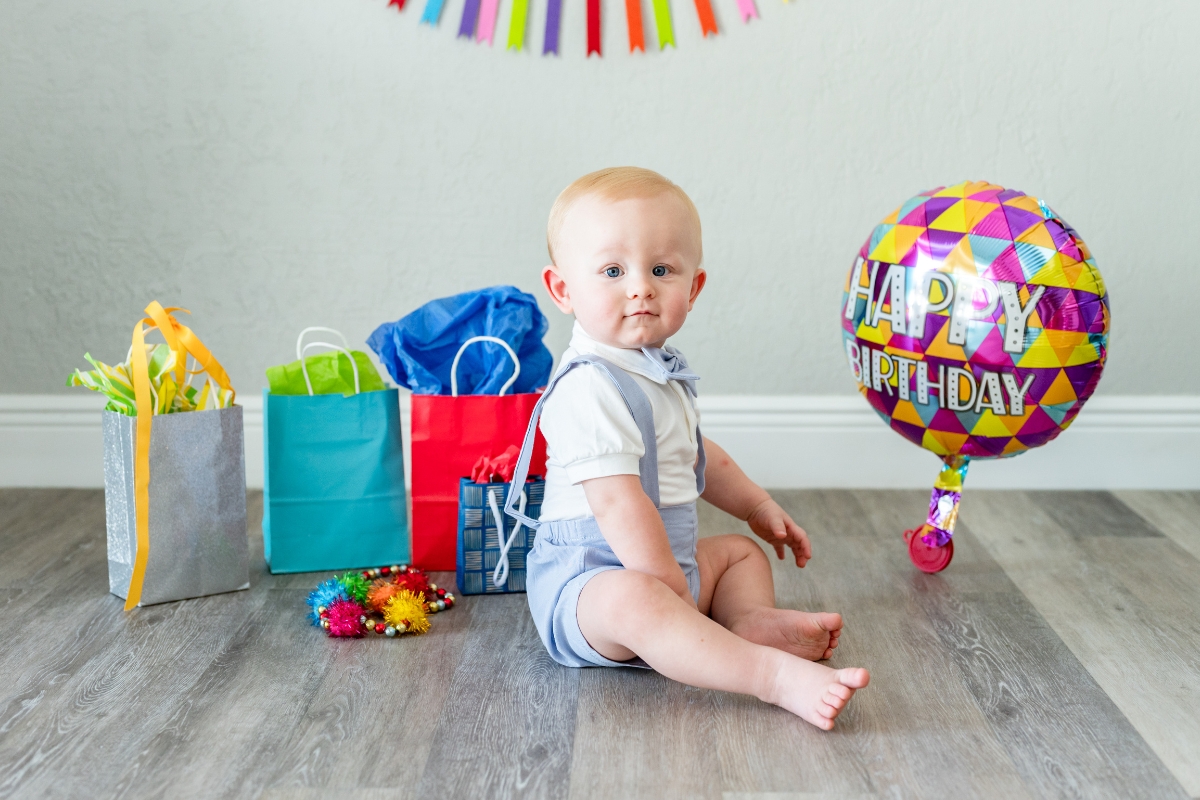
[
  {"left": 764, "top": 655, "right": 870, "bottom": 730},
  {"left": 730, "top": 608, "right": 843, "bottom": 661}
]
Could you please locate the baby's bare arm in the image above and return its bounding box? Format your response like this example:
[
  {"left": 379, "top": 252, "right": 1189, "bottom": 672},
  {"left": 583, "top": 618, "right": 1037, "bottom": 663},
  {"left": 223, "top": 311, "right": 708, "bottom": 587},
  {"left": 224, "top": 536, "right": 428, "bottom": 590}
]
[
  {"left": 699, "top": 437, "right": 773, "bottom": 519},
  {"left": 582, "top": 474, "right": 694, "bottom": 605},
  {"left": 700, "top": 437, "right": 813, "bottom": 567}
]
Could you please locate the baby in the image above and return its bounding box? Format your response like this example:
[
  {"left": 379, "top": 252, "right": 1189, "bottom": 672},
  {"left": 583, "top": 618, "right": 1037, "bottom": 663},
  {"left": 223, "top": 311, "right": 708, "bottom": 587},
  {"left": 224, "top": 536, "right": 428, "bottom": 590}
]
[{"left": 503, "top": 167, "right": 869, "bottom": 729}]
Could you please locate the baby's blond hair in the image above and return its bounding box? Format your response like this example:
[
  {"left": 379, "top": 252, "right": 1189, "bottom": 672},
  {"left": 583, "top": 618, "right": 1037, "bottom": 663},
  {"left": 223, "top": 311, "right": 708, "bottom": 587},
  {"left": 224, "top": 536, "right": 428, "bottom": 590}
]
[{"left": 547, "top": 166, "right": 703, "bottom": 264}]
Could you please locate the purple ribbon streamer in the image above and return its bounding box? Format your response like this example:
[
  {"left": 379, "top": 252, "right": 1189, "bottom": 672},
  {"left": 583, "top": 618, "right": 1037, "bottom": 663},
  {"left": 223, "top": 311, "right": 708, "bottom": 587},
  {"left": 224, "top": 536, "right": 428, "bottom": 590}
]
[
  {"left": 458, "top": 0, "right": 481, "bottom": 38},
  {"left": 543, "top": 0, "right": 562, "bottom": 54}
]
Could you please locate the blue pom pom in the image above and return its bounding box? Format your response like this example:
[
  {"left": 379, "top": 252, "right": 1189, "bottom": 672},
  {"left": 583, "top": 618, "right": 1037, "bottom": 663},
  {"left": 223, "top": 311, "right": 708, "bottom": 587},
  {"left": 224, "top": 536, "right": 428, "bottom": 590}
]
[
  {"left": 306, "top": 608, "right": 324, "bottom": 627},
  {"left": 306, "top": 579, "right": 348, "bottom": 613}
]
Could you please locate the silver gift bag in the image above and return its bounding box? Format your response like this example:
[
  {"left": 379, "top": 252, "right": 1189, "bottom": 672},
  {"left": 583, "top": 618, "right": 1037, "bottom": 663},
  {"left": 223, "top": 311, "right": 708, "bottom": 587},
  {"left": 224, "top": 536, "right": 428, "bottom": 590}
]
[{"left": 103, "top": 406, "right": 250, "bottom": 606}]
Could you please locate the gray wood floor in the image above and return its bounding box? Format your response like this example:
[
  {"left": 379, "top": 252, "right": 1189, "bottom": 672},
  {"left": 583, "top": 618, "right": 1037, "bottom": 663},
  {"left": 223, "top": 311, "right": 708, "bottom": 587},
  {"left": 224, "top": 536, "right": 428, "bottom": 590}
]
[{"left": 1, "top": 488, "right": 1198, "bottom": 800}]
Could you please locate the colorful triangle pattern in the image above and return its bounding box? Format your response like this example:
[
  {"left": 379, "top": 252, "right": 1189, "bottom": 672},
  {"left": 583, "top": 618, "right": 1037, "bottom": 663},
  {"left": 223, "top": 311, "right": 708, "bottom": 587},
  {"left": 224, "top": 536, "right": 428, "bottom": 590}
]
[{"left": 841, "top": 181, "right": 1110, "bottom": 462}]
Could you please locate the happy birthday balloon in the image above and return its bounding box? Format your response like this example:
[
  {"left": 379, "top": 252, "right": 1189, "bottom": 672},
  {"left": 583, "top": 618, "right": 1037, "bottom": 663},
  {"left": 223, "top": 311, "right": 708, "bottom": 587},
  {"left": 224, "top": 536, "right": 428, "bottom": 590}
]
[{"left": 841, "top": 181, "right": 1110, "bottom": 572}]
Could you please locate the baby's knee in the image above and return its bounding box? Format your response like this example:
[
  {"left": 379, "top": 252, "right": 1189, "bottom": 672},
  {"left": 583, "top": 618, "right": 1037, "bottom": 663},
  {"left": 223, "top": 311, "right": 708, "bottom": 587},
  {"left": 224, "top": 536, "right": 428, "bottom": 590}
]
[
  {"left": 584, "top": 569, "right": 679, "bottom": 623},
  {"left": 712, "top": 533, "right": 769, "bottom": 564}
]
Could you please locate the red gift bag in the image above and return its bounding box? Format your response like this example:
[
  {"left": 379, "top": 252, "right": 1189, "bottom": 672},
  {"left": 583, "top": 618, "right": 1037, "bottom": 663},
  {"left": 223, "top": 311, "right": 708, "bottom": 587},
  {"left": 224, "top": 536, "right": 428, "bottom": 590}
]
[{"left": 410, "top": 337, "right": 547, "bottom": 569}]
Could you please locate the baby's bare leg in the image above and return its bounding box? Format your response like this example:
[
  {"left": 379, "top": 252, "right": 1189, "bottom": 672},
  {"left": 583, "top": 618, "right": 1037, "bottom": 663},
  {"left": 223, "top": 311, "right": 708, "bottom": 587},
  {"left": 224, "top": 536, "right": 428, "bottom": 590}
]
[
  {"left": 697, "top": 534, "right": 843, "bottom": 661},
  {"left": 576, "top": 568, "right": 868, "bottom": 729}
]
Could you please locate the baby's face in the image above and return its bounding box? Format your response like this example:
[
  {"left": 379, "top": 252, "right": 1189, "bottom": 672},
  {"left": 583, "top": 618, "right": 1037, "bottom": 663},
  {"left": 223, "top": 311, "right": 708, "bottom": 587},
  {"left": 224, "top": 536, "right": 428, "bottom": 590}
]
[{"left": 543, "top": 192, "right": 705, "bottom": 350}]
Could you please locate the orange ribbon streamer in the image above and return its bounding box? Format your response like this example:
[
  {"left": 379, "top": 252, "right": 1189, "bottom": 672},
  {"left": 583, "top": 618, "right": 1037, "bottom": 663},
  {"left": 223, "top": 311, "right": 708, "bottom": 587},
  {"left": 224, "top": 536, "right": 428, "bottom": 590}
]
[
  {"left": 625, "top": 0, "right": 645, "bottom": 51},
  {"left": 125, "top": 302, "right": 234, "bottom": 610},
  {"left": 693, "top": 0, "right": 717, "bottom": 37}
]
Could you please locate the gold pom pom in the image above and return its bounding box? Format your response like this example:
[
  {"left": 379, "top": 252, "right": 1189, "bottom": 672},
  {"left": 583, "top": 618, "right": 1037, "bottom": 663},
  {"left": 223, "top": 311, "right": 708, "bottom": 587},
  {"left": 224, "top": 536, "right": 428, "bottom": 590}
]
[{"left": 382, "top": 590, "right": 431, "bottom": 635}]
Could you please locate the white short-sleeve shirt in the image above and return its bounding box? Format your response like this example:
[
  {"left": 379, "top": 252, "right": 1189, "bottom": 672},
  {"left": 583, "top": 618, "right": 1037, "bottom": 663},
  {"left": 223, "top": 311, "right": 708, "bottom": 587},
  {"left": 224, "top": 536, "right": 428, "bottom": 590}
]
[{"left": 536, "top": 322, "right": 701, "bottom": 522}]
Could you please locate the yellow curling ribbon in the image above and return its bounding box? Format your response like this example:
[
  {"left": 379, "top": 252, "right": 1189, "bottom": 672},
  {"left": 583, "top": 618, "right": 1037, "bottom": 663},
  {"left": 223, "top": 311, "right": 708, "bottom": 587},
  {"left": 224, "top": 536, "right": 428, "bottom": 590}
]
[{"left": 125, "top": 302, "right": 234, "bottom": 611}]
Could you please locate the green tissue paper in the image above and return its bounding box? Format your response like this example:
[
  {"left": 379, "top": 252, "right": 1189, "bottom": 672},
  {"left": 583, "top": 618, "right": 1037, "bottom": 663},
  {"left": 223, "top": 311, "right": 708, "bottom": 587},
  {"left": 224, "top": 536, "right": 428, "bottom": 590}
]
[{"left": 267, "top": 350, "right": 387, "bottom": 396}]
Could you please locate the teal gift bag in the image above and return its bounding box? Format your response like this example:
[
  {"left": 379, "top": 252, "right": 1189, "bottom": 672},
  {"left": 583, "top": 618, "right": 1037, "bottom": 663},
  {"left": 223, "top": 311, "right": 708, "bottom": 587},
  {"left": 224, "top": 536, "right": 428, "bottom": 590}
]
[{"left": 262, "top": 329, "right": 409, "bottom": 573}]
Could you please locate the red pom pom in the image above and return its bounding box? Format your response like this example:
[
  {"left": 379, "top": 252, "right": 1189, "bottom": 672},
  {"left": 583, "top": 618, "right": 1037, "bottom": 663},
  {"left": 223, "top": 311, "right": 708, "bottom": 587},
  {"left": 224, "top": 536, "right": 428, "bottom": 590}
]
[
  {"left": 326, "top": 599, "right": 367, "bottom": 637},
  {"left": 393, "top": 571, "right": 429, "bottom": 595}
]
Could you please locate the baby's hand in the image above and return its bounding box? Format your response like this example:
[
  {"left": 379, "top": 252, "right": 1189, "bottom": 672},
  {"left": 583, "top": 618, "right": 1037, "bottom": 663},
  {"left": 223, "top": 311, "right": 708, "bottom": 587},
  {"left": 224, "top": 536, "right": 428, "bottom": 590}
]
[{"left": 746, "top": 498, "right": 812, "bottom": 567}]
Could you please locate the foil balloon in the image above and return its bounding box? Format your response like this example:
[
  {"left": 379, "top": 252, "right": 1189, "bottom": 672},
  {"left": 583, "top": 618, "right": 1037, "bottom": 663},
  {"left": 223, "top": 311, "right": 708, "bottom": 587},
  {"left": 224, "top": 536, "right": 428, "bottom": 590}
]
[{"left": 841, "top": 181, "right": 1110, "bottom": 572}]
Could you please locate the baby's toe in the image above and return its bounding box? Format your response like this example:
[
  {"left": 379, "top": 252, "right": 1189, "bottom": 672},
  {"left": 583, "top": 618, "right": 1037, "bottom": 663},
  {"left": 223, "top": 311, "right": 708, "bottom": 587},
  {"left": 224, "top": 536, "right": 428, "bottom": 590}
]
[
  {"left": 827, "top": 683, "right": 853, "bottom": 702},
  {"left": 823, "top": 691, "right": 847, "bottom": 710},
  {"left": 818, "top": 612, "right": 843, "bottom": 632},
  {"left": 837, "top": 667, "right": 870, "bottom": 689},
  {"left": 818, "top": 700, "right": 841, "bottom": 720}
]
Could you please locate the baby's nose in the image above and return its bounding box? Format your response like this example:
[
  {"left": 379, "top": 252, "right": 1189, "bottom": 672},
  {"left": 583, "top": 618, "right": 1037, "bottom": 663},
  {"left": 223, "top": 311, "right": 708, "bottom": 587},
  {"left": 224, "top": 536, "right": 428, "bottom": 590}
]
[{"left": 627, "top": 276, "right": 655, "bottom": 298}]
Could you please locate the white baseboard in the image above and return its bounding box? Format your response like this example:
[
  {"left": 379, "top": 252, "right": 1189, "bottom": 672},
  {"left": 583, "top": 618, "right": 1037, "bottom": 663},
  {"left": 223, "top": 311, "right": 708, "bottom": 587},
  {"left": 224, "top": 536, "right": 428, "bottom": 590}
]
[{"left": 1, "top": 394, "right": 1197, "bottom": 490}]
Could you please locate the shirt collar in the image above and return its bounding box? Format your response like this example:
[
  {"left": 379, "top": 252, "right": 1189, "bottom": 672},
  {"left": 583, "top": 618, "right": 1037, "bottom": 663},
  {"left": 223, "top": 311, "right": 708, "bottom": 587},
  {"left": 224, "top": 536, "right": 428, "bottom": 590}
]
[{"left": 567, "top": 321, "right": 672, "bottom": 384}]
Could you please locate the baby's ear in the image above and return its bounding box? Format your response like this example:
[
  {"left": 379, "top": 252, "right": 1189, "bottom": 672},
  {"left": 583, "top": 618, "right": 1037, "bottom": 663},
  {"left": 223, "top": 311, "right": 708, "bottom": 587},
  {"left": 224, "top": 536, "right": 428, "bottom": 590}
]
[
  {"left": 688, "top": 267, "right": 707, "bottom": 309},
  {"left": 542, "top": 264, "right": 573, "bottom": 314}
]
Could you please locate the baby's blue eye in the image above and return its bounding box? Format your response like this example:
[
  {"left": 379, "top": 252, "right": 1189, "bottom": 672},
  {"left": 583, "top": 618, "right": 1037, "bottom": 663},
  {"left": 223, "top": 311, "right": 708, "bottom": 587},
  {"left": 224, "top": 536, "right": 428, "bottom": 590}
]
[
  {"left": 605, "top": 266, "right": 621, "bottom": 278},
  {"left": 652, "top": 265, "right": 668, "bottom": 277}
]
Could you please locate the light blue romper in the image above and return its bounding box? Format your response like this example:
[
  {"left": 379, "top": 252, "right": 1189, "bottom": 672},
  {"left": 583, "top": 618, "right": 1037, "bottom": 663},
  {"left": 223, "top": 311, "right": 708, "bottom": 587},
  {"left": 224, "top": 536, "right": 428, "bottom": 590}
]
[{"left": 504, "top": 353, "right": 707, "bottom": 668}]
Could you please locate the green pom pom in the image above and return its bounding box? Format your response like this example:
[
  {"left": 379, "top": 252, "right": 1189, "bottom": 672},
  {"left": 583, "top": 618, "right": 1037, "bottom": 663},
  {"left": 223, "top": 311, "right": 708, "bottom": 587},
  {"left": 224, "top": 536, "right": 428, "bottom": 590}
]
[{"left": 338, "top": 572, "right": 371, "bottom": 604}]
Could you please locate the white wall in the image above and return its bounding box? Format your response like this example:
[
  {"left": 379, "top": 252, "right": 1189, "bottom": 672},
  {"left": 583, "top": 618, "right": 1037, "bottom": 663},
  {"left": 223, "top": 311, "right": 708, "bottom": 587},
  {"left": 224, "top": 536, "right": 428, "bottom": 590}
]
[{"left": 2, "top": 0, "right": 1198, "bottom": 399}]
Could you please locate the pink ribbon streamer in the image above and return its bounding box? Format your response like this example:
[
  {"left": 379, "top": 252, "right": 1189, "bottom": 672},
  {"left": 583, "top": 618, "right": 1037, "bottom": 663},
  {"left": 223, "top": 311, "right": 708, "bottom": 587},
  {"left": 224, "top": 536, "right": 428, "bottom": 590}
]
[
  {"left": 477, "top": 0, "right": 501, "bottom": 43},
  {"left": 736, "top": 0, "right": 758, "bottom": 23}
]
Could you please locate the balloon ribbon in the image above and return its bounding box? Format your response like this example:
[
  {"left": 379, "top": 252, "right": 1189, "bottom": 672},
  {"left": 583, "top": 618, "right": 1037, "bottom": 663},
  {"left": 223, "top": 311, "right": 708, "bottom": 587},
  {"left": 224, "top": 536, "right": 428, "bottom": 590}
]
[
  {"left": 587, "top": 0, "right": 601, "bottom": 55},
  {"left": 922, "top": 456, "right": 969, "bottom": 547}
]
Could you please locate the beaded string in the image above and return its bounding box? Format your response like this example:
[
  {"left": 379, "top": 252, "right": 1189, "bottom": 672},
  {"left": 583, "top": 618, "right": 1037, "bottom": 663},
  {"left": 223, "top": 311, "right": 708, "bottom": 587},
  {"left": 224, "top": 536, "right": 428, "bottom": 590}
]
[{"left": 306, "top": 564, "right": 457, "bottom": 638}]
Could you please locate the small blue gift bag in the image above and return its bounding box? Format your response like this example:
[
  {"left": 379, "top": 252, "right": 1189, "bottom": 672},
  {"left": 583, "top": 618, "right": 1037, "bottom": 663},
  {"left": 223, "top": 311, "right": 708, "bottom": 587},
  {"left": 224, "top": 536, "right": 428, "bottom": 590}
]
[
  {"left": 263, "top": 329, "right": 409, "bottom": 574},
  {"left": 456, "top": 477, "right": 543, "bottom": 595}
]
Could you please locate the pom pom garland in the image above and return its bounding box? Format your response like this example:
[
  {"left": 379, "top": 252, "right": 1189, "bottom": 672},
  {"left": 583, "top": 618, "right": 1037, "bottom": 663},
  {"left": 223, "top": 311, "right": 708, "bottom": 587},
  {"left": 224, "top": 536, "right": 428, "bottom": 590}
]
[{"left": 306, "top": 565, "right": 456, "bottom": 640}]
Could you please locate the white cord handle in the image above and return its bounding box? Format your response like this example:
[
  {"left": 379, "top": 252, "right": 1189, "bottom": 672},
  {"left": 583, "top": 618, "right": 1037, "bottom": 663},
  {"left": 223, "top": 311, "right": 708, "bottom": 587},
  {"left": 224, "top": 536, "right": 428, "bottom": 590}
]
[
  {"left": 298, "top": 340, "right": 360, "bottom": 396},
  {"left": 487, "top": 486, "right": 526, "bottom": 589},
  {"left": 296, "top": 327, "right": 350, "bottom": 359},
  {"left": 450, "top": 336, "right": 521, "bottom": 397}
]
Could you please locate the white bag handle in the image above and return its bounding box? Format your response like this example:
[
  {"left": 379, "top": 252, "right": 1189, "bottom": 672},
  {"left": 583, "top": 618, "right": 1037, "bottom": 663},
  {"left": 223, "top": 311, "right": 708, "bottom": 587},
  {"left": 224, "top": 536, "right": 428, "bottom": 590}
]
[
  {"left": 297, "top": 327, "right": 350, "bottom": 357},
  {"left": 295, "top": 328, "right": 360, "bottom": 397},
  {"left": 487, "top": 486, "right": 527, "bottom": 589},
  {"left": 450, "top": 336, "right": 521, "bottom": 397}
]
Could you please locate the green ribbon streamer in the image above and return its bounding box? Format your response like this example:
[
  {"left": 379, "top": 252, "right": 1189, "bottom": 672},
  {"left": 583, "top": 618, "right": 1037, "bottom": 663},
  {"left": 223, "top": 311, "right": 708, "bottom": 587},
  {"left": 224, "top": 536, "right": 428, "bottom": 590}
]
[
  {"left": 652, "top": 0, "right": 674, "bottom": 49},
  {"left": 507, "top": 0, "right": 529, "bottom": 50}
]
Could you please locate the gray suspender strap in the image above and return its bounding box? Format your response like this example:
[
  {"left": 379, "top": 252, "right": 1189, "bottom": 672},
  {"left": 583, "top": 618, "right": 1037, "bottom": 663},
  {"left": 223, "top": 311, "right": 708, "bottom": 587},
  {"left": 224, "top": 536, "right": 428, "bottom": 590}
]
[
  {"left": 640, "top": 344, "right": 706, "bottom": 496},
  {"left": 504, "top": 355, "right": 660, "bottom": 529}
]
